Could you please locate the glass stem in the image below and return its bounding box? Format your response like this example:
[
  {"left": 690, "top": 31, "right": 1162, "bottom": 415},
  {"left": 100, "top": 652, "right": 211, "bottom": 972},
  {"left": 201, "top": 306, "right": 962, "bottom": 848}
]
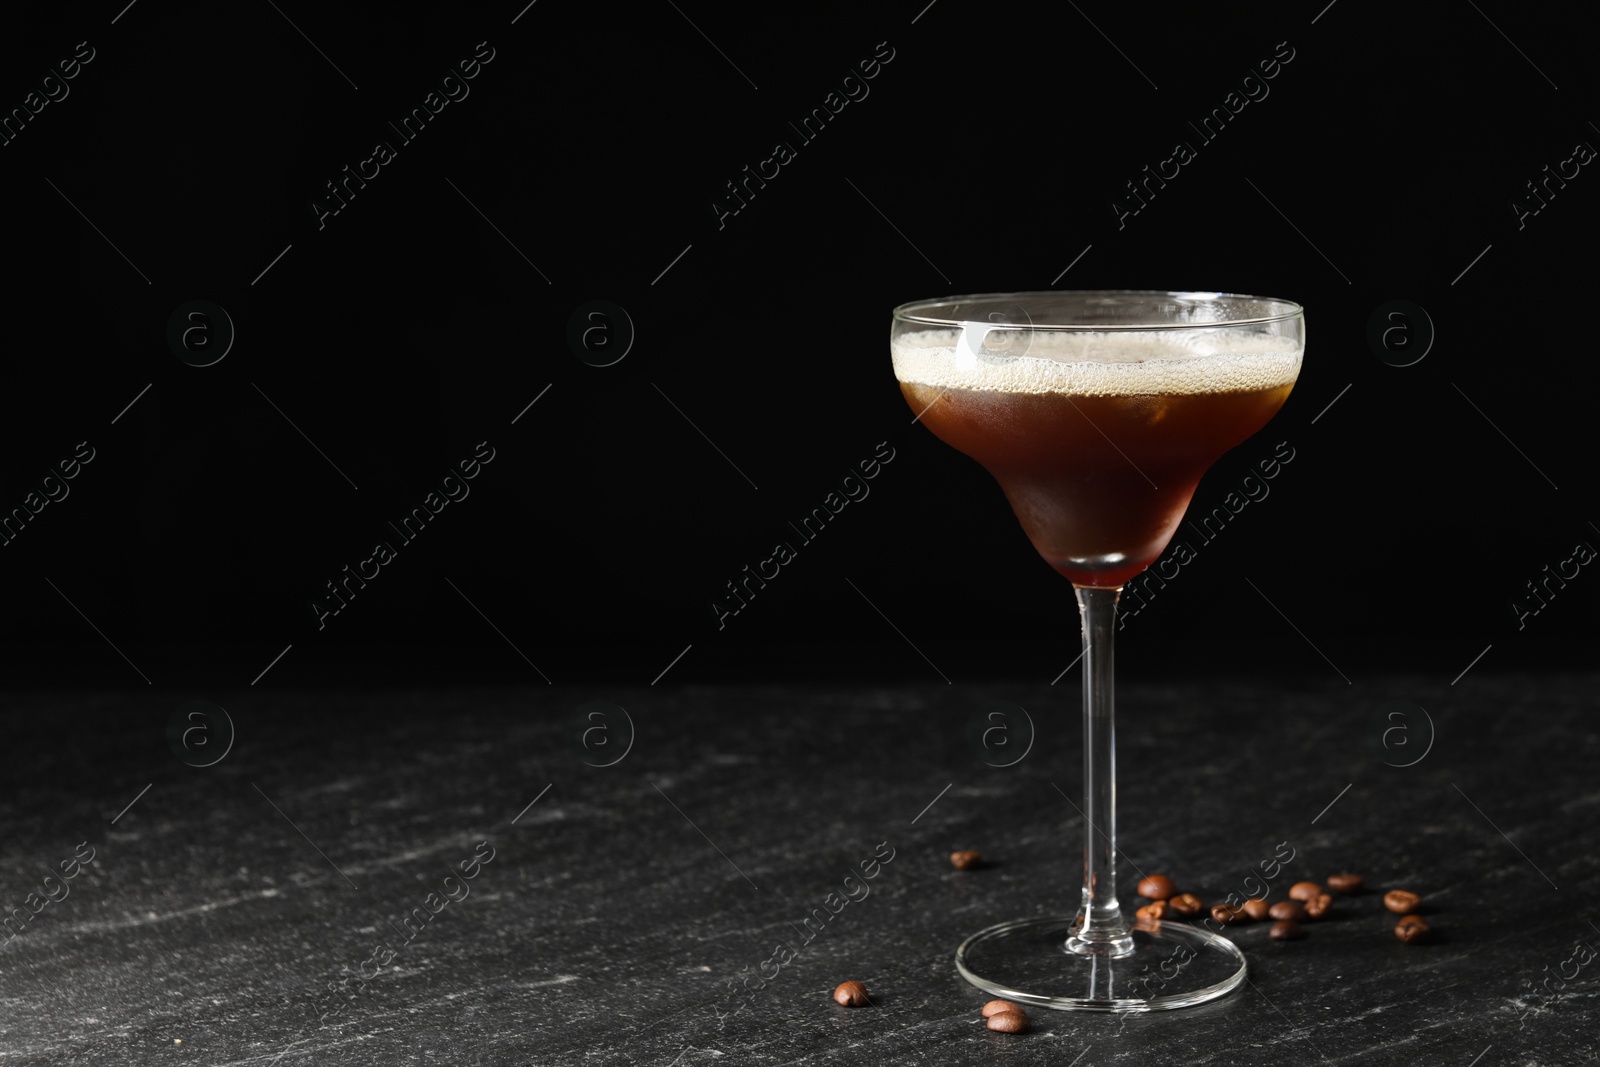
[{"left": 1066, "top": 584, "right": 1135, "bottom": 957}]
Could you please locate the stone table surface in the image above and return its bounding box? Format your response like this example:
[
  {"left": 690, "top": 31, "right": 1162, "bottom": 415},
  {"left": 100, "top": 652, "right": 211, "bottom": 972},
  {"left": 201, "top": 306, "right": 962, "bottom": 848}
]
[{"left": 1, "top": 675, "right": 1595, "bottom": 1066}]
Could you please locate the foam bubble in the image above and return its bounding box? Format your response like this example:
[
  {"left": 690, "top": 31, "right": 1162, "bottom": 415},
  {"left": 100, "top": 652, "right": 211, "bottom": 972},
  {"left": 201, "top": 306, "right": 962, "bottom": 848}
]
[{"left": 891, "top": 328, "right": 1302, "bottom": 396}]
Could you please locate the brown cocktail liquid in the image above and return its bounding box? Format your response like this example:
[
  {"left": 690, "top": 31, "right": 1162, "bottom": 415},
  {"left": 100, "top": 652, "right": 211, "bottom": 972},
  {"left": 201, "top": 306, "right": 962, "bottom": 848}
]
[{"left": 892, "top": 330, "right": 1299, "bottom": 587}]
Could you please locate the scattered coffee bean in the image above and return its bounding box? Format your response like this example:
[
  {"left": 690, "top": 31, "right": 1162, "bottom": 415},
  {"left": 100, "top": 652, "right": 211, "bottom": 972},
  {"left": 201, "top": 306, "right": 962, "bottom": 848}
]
[
  {"left": 1135, "top": 900, "right": 1169, "bottom": 922},
  {"left": 981, "top": 999, "right": 1021, "bottom": 1018},
  {"left": 833, "top": 981, "right": 870, "bottom": 1006},
  {"left": 1106, "top": 869, "right": 1429, "bottom": 951},
  {"left": 950, "top": 850, "right": 982, "bottom": 870},
  {"left": 986, "top": 1009, "right": 1029, "bottom": 1033},
  {"left": 1168, "top": 893, "right": 1205, "bottom": 917},
  {"left": 1326, "top": 872, "right": 1363, "bottom": 894},
  {"left": 1268, "top": 900, "right": 1305, "bottom": 922},
  {"left": 1137, "top": 875, "right": 1176, "bottom": 900},
  {"left": 1384, "top": 889, "right": 1421, "bottom": 914}
]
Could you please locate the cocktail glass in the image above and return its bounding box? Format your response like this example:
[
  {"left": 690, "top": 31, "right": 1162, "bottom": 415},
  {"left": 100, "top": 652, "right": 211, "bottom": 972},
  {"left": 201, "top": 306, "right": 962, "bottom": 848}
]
[{"left": 891, "top": 291, "right": 1304, "bottom": 1011}]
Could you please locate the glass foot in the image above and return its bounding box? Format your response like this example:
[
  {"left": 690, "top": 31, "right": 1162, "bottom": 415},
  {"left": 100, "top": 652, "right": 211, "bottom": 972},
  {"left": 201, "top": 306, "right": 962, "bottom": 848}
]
[{"left": 955, "top": 916, "right": 1247, "bottom": 1012}]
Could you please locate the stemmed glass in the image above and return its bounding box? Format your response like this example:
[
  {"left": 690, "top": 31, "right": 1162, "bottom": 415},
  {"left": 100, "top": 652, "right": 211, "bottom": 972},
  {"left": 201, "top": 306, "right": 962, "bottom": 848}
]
[{"left": 891, "top": 291, "right": 1304, "bottom": 1011}]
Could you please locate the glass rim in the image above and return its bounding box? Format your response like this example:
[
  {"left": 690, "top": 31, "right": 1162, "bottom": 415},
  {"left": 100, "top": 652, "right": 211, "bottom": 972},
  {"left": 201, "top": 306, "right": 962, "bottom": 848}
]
[{"left": 892, "top": 290, "right": 1304, "bottom": 331}]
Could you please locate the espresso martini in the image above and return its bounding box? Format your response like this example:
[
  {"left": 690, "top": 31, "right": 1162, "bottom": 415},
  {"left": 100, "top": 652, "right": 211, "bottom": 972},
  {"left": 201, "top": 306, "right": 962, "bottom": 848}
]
[{"left": 892, "top": 329, "right": 1301, "bottom": 587}]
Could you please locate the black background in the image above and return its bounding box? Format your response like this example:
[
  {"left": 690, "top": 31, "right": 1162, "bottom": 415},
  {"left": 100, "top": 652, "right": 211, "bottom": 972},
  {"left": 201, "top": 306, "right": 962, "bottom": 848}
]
[
  {"left": 0, "top": 7, "right": 1596, "bottom": 1066},
  {"left": 0, "top": 0, "right": 1594, "bottom": 692}
]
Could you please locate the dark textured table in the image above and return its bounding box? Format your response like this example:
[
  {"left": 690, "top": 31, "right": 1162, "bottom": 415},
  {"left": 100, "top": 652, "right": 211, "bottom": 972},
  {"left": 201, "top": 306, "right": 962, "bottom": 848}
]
[{"left": 3, "top": 674, "right": 1595, "bottom": 1065}]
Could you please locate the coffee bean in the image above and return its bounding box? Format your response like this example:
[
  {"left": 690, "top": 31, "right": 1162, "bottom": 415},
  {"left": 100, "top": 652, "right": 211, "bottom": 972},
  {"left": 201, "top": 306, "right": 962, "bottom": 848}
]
[
  {"left": 1137, "top": 875, "right": 1176, "bottom": 900},
  {"left": 981, "top": 999, "right": 1021, "bottom": 1018},
  {"left": 1270, "top": 919, "right": 1303, "bottom": 940},
  {"left": 986, "top": 1009, "right": 1029, "bottom": 1033},
  {"left": 832, "top": 981, "right": 869, "bottom": 1006},
  {"left": 1384, "top": 889, "right": 1421, "bottom": 914},
  {"left": 1132, "top": 902, "right": 1171, "bottom": 927},
  {"left": 1394, "top": 915, "right": 1430, "bottom": 944},
  {"left": 1210, "top": 903, "right": 1245, "bottom": 925},
  {"left": 1304, "top": 892, "right": 1333, "bottom": 920},
  {"left": 1326, "top": 872, "right": 1363, "bottom": 894},
  {"left": 950, "top": 850, "right": 982, "bottom": 870},
  {"left": 1268, "top": 900, "right": 1305, "bottom": 922},
  {"left": 1135, "top": 900, "right": 1169, "bottom": 922},
  {"left": 1168, "top": 893, "right": 1205, "bottom": 918},
  {"left": 1241, "top": 898, "right": 1270, "bottom": 921},
  {"left": 1288, "top": 881, "right": 1322, "bottom": 902}
]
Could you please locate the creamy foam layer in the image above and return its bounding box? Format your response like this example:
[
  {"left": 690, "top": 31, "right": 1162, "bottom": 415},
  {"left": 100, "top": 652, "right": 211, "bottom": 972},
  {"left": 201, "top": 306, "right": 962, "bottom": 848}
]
[{"left": 892, "top": 328, "right": 1302, "bottom": 396}]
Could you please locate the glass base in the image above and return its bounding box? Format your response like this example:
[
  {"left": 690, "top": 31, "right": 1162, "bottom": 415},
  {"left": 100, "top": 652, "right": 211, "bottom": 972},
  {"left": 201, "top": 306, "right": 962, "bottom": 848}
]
[{"left": 955, "top": 916, "right": 1247, "bottom": 1012}]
